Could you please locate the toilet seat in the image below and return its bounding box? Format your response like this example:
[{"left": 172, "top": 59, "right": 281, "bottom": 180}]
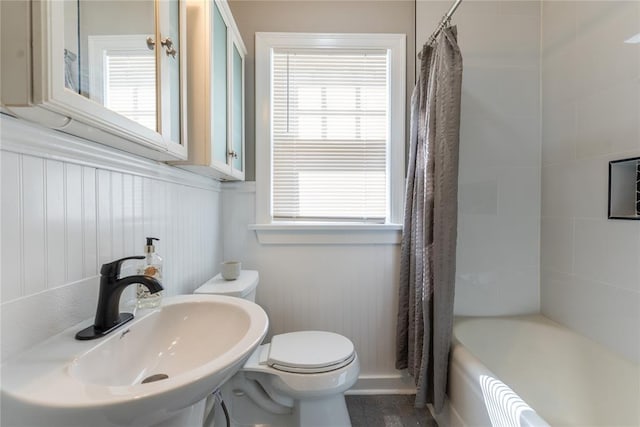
[{"left": 260, "top": 331, "right": 355, "bottom": 374}]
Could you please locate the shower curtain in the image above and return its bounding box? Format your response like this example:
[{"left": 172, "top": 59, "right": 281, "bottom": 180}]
[{"left": 395, "top": 26, "right": 463, "bottom": 413}]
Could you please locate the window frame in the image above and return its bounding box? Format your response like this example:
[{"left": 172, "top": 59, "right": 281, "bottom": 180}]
[{"left": 254, "top": 32, "right": 405, "bottom": 243}]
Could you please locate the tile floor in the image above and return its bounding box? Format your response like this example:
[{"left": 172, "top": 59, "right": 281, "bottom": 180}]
[{"left": 346, "top": 395, "right": 438, "bottom": 427}]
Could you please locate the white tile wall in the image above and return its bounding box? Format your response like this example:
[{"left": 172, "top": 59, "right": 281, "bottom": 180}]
[
  {"left": 417, "top": 0, "right": 542, "bottom": 315},
  {"left": 540, "top": 0, "right": 640, "bottom": 363},
  {"left": 0, "top": 116, "right": 223, "bottom": 361}
]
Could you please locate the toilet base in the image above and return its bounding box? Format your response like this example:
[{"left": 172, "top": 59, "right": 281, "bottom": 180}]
[
  {"left": 214, "top": 382, "right": 352, "bottom": 427},
  {"left": 294, "top": 394, "right": 352, "bottom": 427}
]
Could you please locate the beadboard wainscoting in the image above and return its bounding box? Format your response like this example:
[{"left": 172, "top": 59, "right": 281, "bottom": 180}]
[
  {"left": 221, "top": 182, "right": 415, "bottom": 394},
  {"left": 0, "top": 115, "right": 223, "bottom": 361}
]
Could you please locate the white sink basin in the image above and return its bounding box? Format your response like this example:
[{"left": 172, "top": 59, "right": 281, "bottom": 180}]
[{"left": 1, "top": 294, "right": 268, "bottom": 427}]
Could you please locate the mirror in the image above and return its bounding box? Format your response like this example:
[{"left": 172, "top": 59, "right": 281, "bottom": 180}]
[
  {"left": 63, "top": 0, "right": 157, "bottom": 132},
  {"left": 608, "top": 157, "right": 640, "bottom": 220}
]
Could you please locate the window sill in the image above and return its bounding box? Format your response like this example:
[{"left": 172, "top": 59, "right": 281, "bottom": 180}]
[{"left": 249, "top": 223, "right": 403, "bottom": 245}]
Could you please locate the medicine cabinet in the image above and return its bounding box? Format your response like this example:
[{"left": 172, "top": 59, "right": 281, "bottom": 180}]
[
  {"left": 0, "top": 0, "right": 188, "bottom": 161},
  {"left": 172, "top": 0, "right": 245, "bottom": 181}
]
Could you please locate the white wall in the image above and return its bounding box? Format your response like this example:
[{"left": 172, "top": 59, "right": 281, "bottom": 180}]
[
  {"left": 417, "top": 1, "right": 542, "bottom": 315},
  {"left": 228, "top": 0, "right": 416, "bottom": 182},
  {"left": 221, "top": 184, "right": 409, "bottom": 392},
  {"left": 226, "top": 1, "right": 416, "bottom": 391},
  {"left": 0, "top": 115, "right": 223, "bottom": 361},
  {"left": 540, "top": 0, "right": 640, "bottom": 363},
  {"left": 220, "top": 0, "right": 542, "bottom": 391}
]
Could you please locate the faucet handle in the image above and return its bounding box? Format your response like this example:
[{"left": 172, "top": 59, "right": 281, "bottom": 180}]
[{"left": 100, "top": 256, "right": 145, "bottom": 279}]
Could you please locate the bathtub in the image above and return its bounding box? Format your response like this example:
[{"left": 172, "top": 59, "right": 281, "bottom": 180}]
[{"left": 436, "top": 315, "right": 640, "bottom": 427}]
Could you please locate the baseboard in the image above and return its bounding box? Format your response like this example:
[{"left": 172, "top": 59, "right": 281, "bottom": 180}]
[
  {"left": 429, "top": 398, "right": 466, "bottom": 427},
  {"left": 346, "top": 374, "right": 416, "bottom": 395}
]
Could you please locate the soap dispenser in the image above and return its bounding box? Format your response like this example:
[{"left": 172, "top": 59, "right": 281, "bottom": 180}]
[{"left": 137, "top": 237, "right": 163, "bottom": 308}]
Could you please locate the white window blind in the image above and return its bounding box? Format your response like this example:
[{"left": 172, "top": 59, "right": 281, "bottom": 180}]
[
  {"left": 272, "top": 49, "right": 389, "bottom": 222},
  {"left": 104, "top": 54, "right": 156, "bottom": 131}
]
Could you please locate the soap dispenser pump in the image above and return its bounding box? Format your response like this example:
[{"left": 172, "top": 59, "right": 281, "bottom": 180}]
[{"left": 137, "top": 237, "right": 163, "bottom": 308}]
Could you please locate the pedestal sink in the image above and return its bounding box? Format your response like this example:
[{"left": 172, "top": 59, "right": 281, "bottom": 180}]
[{"left": 0, "top": 294, "right": 268, "bottom": 427}]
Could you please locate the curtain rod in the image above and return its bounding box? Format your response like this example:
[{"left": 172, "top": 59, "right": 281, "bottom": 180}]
[{"left": 424, "top": 0, "right": 463, "bottom": 48}]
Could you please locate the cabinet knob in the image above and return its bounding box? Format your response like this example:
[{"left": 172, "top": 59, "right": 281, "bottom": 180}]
[
  {"left": 228, "top": 150, "right": 238, "bottom": 159},
  {"left": 160, "top": 37, "right": 177, "bottom": 58},
  {"left": 146, "top": 37, "right": 156, "bottom": 50}
]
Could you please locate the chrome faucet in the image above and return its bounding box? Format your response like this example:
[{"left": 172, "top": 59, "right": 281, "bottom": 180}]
[{"left": 76, "top": 256, "right": 163, "bottom": 340}]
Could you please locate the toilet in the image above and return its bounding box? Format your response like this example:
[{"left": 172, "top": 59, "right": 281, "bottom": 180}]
[{"left": 194, "top": 270, "right": 360, "bottom": 427}]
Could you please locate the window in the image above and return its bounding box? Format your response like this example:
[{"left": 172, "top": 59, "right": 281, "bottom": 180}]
[
  {"left": 255, "top": 33, "right": 405, "bottom": 235},
  {"left": 272, "top": 49, "right": 388, "bottom": 222}
]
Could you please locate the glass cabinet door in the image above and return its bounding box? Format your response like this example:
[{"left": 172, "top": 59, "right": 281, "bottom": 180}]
[
  {"left": 212, "top": 2, "right": 228, "bottom": 165},
  {"left": 62, "top": 0, "right": 185, "bottom": 152},
  {"left": 158, "top": 0, "right": 182, "bottom": 145},
  {"left": 173, "top": 0, "right": 245, "bottom": 179},
  {"left": 64, "top": 0, "right": 157, "bottom": 132},
  {"left": 231, "top": 42, "right": 244, "bottom": 173}
]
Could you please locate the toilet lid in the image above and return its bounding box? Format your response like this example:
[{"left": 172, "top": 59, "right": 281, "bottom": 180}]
[{"left": 266, "top": 331, "right": 355, "bottom": 374}]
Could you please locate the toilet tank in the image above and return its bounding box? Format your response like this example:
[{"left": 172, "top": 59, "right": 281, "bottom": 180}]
[{"left": 194, "top": 270, "right": 259, "bottom": 302}]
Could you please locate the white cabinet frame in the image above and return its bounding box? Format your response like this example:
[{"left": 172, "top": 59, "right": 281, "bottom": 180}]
[
  {"left": 175, "top": 0, "right": 246, "bottom": 181},
  {"left": 0, "top": 0, "right": 188, "bottom": 161}
]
